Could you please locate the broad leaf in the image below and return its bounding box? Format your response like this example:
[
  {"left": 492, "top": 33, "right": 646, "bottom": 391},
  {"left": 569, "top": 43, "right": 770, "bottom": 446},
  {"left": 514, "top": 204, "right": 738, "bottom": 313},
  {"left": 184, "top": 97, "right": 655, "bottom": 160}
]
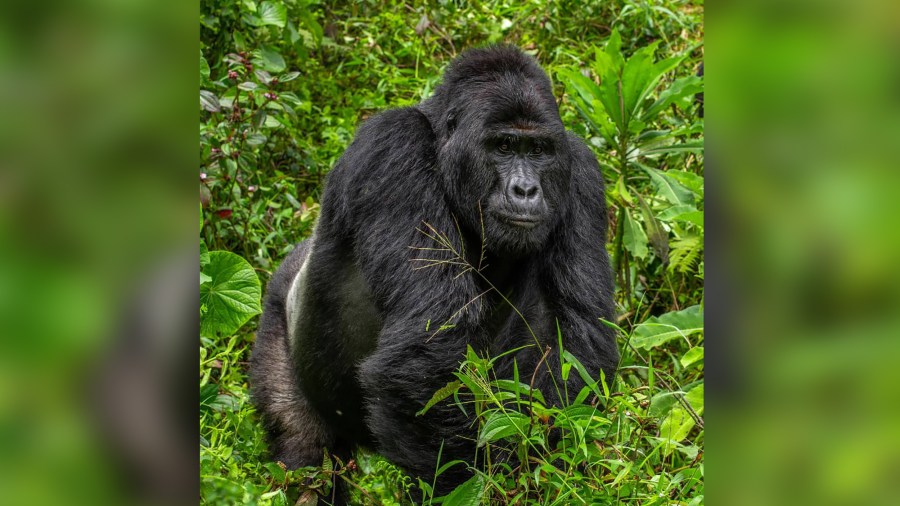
[
  {"left": 199, "top": 50, "right": 210, "bottom": 82},
  {"left": 255, "top": 46, "right": 286, "bottom": 73},
  {"left": 631, "top": 305, "right": 703, "bottom": 349},
  {"left": 664, "top": 169, "right": 705, "bottom": 196},
  {"left": 637, "top": 163, "right": 695, "bottom": 206},
  {"left": 477, "top": 411, "right": 530, "bottom": 446},
  {"left": 681, "top": 346, "right": 704, "bottom": 368},
  {"left": 258, "top": 1, "right": 287, "bottom": 28},
  {"left": 200, "top": 251, "right": 262, "bottom": 337},
  {"left": 200, "top": 90, "right": 220, "bottom": 112},
  {"left": 643, "top": 74, "right": 703, "bottom": 120},
  {"left": 638, "top": 194, "right": 668, "bottom": 263},
  {"left": 620, "top": 43, "right": 660, "bottom": 126},
  {"left": 641, "top": 140, "right": 704, "bottom": 156},
  {"left": 685, "top": 383, "right": 704, "bottom": 415},
  {"left": 660, "top": 406, "right": 694, "bottom": 443},
  {"left": 622, "top": 210, "right": 648, "bottom": 260},
  {"left": 442, "top": 474, "right": 485, "bottom": 506},
  {"left": 649, "top": 391, "right": 680, "bottom": 417}
]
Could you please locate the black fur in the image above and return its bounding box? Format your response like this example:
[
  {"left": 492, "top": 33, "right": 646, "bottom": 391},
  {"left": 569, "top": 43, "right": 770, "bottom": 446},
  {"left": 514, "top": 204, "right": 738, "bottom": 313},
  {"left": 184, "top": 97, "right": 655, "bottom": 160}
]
[{"left": 250, "top": 46, "right": 618, "bottom": 500}]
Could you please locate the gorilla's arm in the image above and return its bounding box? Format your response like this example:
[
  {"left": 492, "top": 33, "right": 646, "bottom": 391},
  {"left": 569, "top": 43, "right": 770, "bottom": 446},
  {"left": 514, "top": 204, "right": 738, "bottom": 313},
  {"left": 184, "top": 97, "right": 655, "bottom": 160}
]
[
  {"left": 535, "top": 138, "right": 620, "bottom": 403},
  {"left": 322, "top": 108, "right": 484, "bottom": 486}
]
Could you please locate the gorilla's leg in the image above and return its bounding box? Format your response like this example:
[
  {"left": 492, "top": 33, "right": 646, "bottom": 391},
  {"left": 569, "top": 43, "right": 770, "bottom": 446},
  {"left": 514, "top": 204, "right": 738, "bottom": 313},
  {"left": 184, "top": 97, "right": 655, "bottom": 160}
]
[{"left": 250, "top": 240, "right": 335, "bottom": 468}]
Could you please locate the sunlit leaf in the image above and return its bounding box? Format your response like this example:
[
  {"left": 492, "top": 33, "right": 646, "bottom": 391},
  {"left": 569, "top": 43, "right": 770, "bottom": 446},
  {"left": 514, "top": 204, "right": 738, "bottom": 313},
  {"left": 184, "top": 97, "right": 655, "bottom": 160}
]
[
  {"left": 442, "top": 474, "right": 485, "bottom": 506},
  {"left": 681, "top": 346, "right": 704, "bottom": 368},
  {"left": 200, "top": 90, "right": 220, "bottom": 112},
  {"left": 622, "top": 210, "right": 649, "bottom": 260},
  {"left": 477, "top": 411, "right": 530, "bottom": 446},
  {"left": 200, "top": 251, "right": 262, "bottom": 337},
  {"left": 637, "top": 163, "right": 695, "bottom": 205},
  {"left": 631, "top": 305, "right": 703, "bottom": 349},
  {"left": 417, "top": 380, "right": 461, "bottom": 416},
  {"left": 258, "top": 1, "right": 287, "bottom": 28}
]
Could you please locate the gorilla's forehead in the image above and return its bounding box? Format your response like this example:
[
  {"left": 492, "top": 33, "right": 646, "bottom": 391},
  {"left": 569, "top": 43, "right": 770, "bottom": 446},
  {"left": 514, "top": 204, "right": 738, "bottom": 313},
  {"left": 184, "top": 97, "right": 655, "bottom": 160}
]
[{"left": 466, "top": 75, "right": 563, "bottom": 133}]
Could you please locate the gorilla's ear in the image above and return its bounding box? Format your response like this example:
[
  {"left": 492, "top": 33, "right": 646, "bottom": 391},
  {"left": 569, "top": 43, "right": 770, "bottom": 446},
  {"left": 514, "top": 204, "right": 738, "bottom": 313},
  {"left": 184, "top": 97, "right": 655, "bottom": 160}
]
[{"left": 446, "top": 108, "right": 457, "bottom": 135}]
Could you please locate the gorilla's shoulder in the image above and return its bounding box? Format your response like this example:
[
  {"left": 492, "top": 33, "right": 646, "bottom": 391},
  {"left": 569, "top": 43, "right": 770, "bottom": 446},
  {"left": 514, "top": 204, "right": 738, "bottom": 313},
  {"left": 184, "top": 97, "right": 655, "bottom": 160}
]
[
  {"left": 332, "top": 107, "right": 437, "bottom": 181},
  {"left": 354, "top": 107, "right": 437, "bottom": 157},
  {"left": 321, "top": 106, "right": 442, "bottom": 225},
  {"left": 566, "top": 133, "right": 602, "bottom": 177},
  {"left": 358, "top": 107, "right": 435, "bottom": 140}
]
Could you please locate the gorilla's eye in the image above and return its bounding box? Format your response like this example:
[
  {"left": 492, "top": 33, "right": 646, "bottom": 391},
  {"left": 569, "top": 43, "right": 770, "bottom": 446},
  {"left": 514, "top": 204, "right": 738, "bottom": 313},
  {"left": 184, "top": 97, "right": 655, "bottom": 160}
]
[
  {"left": 498, "top": 141, "right": 511, "bottom": 154},
  {"left": 532, "top": 146, "right": 543, "bottom": 155}
]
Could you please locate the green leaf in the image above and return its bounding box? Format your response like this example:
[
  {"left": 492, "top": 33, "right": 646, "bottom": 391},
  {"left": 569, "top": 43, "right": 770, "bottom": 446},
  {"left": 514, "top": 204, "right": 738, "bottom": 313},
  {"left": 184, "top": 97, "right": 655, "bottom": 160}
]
[
  {"left": 477, "top": 411, "right": 530, "bottom": 446},
  {"left": 658, "top": 204, "right": 704, "bottom": 228},
  {"left": 674, "top": 211, "right": 704, "bottom": 228},
  {"left": 649, "top": 391, "right": 680, "bottom": 417},
  {"left": 200, "top": 50, "right": 210, "bottom": 82},
  {"left": 631, "top": 305, "right": 703, "bottom": 350},
  {"left": 637, "top": 194, "right": 668, "bottom": 263},
  {"left": 200, "top": 251, "right": 262, "bottom": 337},
  {"left": 641, "top": 140, "right": 705, "bottom": 156},
  {"left": 246, "top": 133, "right": 267, "bottom": 146},
  {"left": 637, "top": 163, "right": 694, "bottom": 206},
  {"left": 685, "top": 383, "right": 704, "bottom": 415},
  {"left": 669, "top": 236, "right": 703, "bottom": 274},
  {"left": 200, "top": 236, "right": 210, "bottom": 268},
  {"left": 561, "top": 349, "right": 605, "bottom": 398},
  {"left": 643, "top": 75, "right": 703, "bottom": 120},
  {"left": 619, "top": 43, "right": 660, "bottom": 126},
  {"left": 560, "top": 68, "right": 600, "bottom": 108},
  {"left": 258, "top": 1, "right": 287, "bottom": 28},
  {"left": 622, "top": 210, "right": 648, "bottom": 260},
  {"left": 681, "top": 346, "right": 704, "bottom": 368},
  {"left": 200, "top": 90, "right": 220, "bottom": 112},
  {"left": 614, "top": 175, "right": 633, "bottom": 205},
  {"left": 255, "top": 46, "right": 286, "bottom": 73},
  {"left": 603, "top": 29, "right": 625, "bottom": 70},
  {"left": 442, "top": 474, "right": 485, "bottom": 506},
  {"left": 416, "top": 380, "right": 460, "bottom": 416},
  {"left": 660, "top": 406, "right": 694, "bottom": 443},
  {"left": 298, "top": 9, "right": 323, "bottom": 44},
  {"left": 665, "top": 169, "right": 705, "bottom": 196},
  {"left": 200, "top": 383, "right": 218, "bottom": 409},
  {"left": 264, "top": 462, "right": 286, "bottom": 483},
  {"left": 494, "top": 379, "right": 545, "bottom": 405}
]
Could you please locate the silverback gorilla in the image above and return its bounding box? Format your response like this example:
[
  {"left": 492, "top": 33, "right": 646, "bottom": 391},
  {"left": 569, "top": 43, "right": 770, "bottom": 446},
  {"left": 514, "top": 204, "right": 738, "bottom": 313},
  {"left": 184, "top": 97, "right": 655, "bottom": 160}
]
[{"left": 250, "top": 46, "right": 618, "bottom": 500}]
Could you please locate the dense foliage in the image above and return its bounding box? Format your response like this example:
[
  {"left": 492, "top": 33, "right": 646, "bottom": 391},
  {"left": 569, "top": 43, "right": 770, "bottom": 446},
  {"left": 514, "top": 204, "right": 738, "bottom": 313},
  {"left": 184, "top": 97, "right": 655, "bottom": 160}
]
[{"left": 200, "top": 1, "right": 703, "bottom": 504}]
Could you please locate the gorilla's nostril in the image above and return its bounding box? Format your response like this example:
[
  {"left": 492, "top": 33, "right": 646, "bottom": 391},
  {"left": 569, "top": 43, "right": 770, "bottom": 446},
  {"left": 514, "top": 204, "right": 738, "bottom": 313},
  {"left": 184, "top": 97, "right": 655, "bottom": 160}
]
[{"left": 512, "top": 184, "right": 539, "bottom": 200}]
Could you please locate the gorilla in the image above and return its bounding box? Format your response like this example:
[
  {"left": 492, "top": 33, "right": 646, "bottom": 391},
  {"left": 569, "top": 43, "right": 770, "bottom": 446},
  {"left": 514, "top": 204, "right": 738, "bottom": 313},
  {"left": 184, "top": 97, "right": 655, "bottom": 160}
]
[{"left": 250, "top": 46, "right": 618, "bottom": 500}]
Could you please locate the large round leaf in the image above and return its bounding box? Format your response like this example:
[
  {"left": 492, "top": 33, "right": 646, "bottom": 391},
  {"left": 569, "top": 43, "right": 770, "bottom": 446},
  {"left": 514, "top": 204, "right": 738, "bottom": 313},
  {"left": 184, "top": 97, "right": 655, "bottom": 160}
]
[{"left": 200, "top": 251, "right": 262, "bottom": 338}]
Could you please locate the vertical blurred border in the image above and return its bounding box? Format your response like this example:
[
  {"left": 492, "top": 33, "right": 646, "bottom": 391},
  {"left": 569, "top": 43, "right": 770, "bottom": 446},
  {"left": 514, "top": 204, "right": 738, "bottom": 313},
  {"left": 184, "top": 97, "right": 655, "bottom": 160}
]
[
  {"left": 708, "top": 0, "right": 900, "bottom": 504},
  {"left": 0, "top": 0, "right": 198, "bottom": 505}
]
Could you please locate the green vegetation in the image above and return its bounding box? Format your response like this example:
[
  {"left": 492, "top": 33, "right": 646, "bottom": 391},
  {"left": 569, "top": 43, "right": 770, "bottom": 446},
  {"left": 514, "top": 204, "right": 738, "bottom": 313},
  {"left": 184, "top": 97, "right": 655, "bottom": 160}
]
[{"left": 200, "top": 1, "right": 703, "bottom": 504}]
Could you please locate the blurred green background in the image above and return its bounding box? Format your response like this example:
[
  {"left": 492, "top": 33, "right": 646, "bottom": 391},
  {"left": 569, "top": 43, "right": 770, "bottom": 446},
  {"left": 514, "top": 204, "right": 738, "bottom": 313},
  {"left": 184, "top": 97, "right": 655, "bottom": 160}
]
[
  {"left": 709, "top": 0, "right": 900, "bottom": 504},
  {"left": 0, "top": 0, "right": 898, "bottom": 504}
]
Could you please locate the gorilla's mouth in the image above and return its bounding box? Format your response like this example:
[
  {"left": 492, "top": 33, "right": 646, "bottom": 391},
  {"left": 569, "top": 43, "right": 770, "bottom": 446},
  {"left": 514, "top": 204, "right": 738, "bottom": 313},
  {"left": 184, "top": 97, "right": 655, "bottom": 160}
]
[{"left": 497, "top": 213, "right": 541, "bottom": 230}]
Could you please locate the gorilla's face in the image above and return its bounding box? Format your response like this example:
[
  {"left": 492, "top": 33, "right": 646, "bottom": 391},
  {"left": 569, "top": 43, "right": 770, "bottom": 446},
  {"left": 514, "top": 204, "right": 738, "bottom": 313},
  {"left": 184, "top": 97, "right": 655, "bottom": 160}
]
[
  {"left": 439, "top": 84, "right": 571, "bottom": 257},
  {"left": 480, "top": 127, "right": 569, "bottom": 255}
]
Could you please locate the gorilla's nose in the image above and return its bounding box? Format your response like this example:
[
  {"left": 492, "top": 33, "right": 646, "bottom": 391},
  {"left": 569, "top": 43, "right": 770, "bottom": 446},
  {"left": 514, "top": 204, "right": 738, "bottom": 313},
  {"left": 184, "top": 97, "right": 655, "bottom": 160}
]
[{"left": 507, "top": 175, "right": 542, "bottom": 205}]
